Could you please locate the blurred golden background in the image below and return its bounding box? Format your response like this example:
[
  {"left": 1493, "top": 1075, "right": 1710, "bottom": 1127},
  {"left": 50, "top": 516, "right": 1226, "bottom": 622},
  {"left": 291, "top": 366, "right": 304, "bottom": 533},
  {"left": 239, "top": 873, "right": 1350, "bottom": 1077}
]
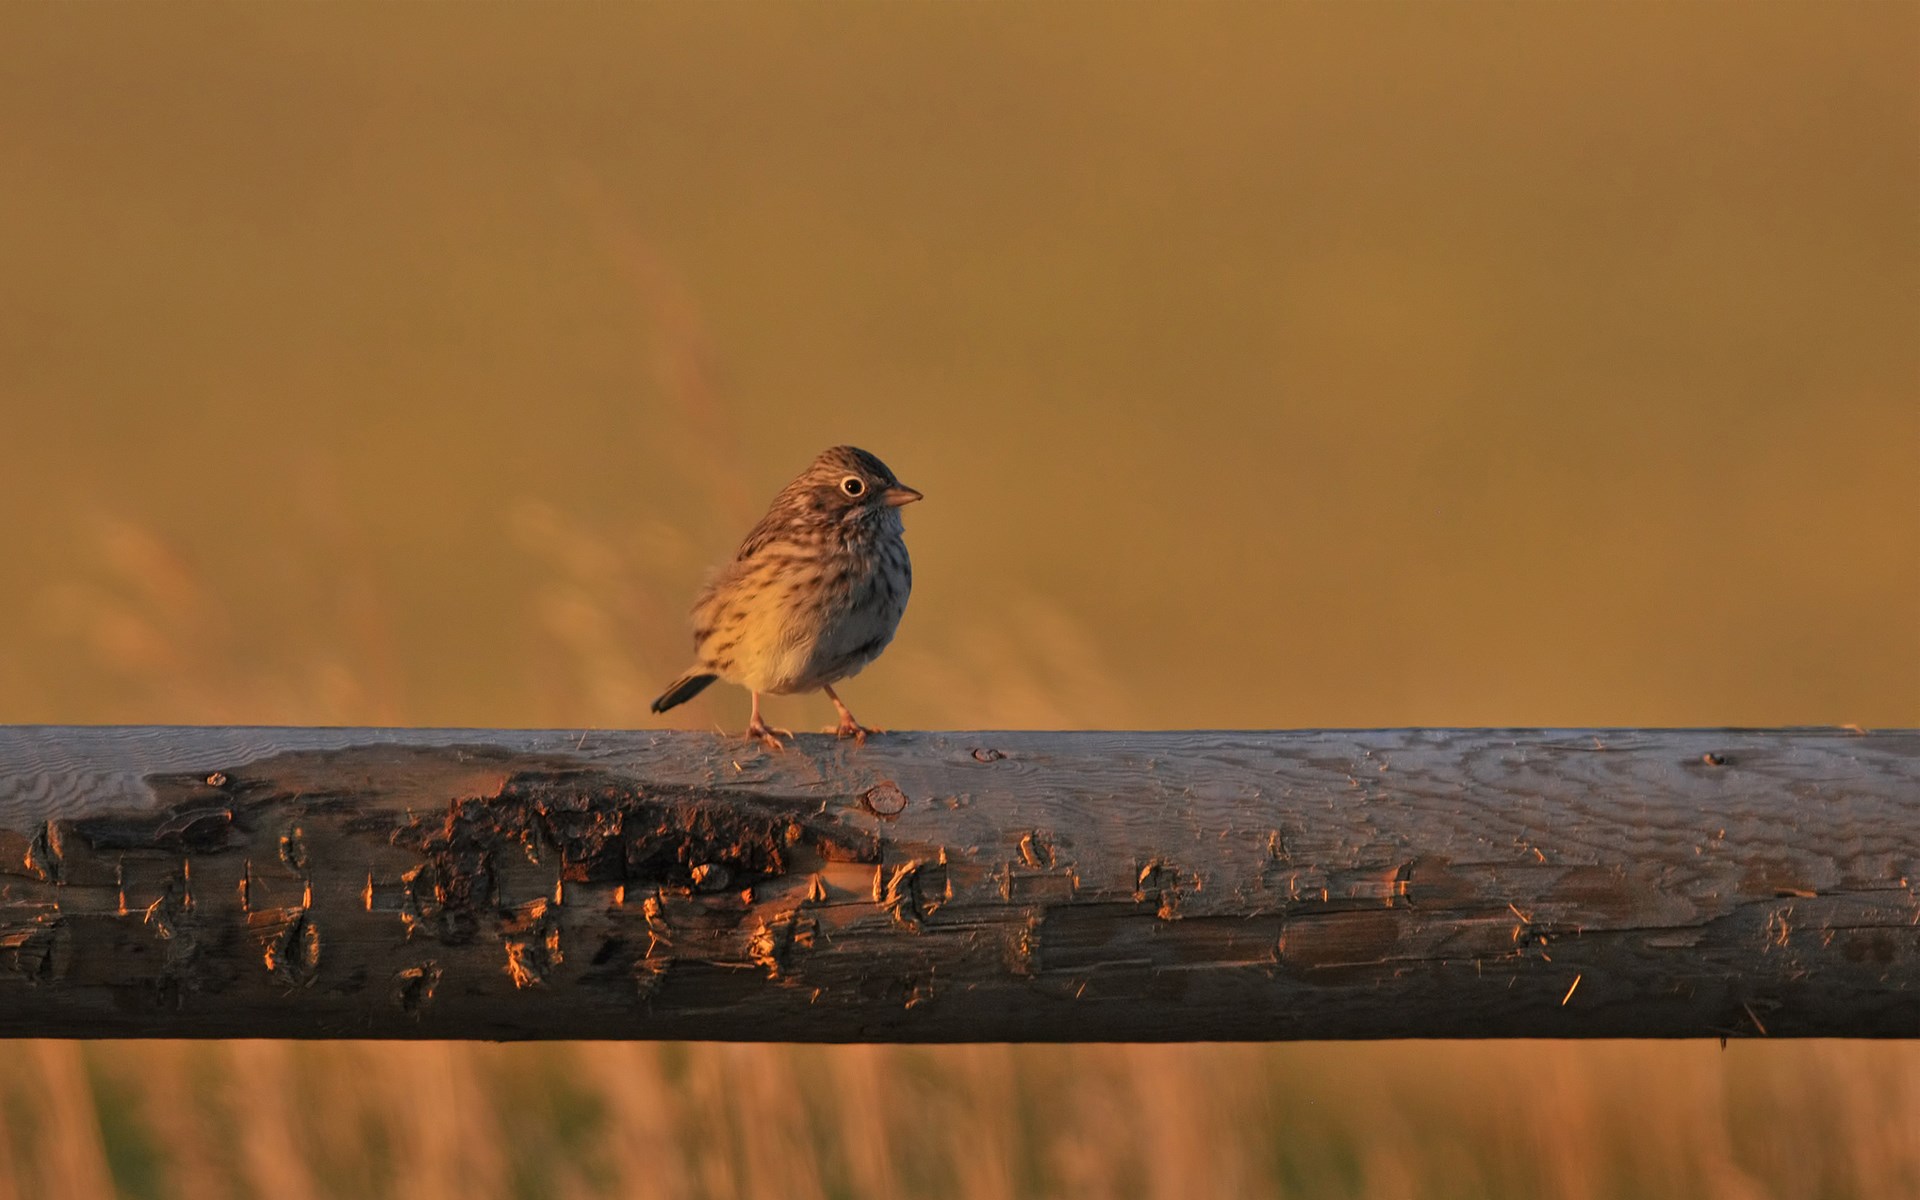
[{"left": 1, "top": 3, "right": 1915, "bottom": 1198}]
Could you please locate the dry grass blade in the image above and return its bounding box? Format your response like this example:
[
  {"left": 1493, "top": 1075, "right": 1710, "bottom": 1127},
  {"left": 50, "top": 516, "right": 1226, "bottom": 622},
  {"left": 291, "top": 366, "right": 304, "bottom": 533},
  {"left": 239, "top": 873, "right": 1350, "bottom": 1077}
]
[
  {"left": 226, "top": 1041, "right": 322, "bottom": 1200},
  {"left": 24, "top": 1041, "right": 117, "bottom": 1200},
  {"left": 577, "top": 1043, "right": 693, "bottom": 1200}
]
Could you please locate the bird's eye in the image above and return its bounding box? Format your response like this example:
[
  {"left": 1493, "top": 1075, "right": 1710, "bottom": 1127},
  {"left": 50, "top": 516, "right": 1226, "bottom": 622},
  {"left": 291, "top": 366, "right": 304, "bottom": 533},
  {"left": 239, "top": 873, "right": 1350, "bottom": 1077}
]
[{"left": 840, "top": 476, "right": 866, "bottom": 497}]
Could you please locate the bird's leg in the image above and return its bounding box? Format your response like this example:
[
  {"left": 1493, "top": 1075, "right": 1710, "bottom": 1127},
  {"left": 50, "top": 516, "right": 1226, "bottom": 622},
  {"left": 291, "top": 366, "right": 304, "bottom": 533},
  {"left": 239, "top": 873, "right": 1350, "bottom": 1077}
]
[
  {"left": 744, "top": 692, "right": 792, "bottom": 751},
  {"left": 823, "top": 685, "right": 881, "bottom": 743}
]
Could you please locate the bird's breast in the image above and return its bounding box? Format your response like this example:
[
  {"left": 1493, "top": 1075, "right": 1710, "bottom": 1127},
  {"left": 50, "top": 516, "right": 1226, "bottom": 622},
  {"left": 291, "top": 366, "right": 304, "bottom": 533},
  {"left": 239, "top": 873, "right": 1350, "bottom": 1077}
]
[{"left": 695, "top": 527, "right": 910, "bottom": 694}]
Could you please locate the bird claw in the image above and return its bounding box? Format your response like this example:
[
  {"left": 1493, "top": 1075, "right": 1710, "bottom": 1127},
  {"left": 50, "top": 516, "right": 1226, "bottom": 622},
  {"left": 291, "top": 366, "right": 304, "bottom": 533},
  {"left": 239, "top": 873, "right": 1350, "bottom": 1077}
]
[
  {"left": 745, "top": 719, "right": 793, "bottom": 752},
  {"left": 832, "top": 719, "right": 882, "bottom": 744}
]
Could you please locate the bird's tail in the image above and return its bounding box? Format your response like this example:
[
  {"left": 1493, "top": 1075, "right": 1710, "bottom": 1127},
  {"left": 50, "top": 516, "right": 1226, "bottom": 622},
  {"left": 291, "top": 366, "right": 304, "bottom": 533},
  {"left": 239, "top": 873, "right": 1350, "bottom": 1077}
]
[{"left": 651, "top": 671, "right": 719, "bottom": 714}]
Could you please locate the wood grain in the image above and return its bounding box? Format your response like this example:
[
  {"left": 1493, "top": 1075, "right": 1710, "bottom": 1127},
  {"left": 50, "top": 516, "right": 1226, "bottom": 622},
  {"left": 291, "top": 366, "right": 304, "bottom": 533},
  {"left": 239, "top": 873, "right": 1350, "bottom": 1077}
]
[{"left": 0, "top": 727, "right": 1914, "bottom": 1039}]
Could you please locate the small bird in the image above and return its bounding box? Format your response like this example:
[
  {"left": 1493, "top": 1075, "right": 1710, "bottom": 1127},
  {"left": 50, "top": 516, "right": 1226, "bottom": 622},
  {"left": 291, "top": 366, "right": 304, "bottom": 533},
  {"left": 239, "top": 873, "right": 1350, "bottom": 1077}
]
[{"left": 651, "top": 446, "right": 921, "bottom": 749}]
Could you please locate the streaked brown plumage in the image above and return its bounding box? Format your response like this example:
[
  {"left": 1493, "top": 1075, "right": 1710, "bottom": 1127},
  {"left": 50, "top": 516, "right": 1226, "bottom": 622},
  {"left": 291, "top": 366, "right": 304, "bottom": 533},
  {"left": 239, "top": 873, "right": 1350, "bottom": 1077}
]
[{"left": 650, "top": 446, "right": 920, "bottom": 749}]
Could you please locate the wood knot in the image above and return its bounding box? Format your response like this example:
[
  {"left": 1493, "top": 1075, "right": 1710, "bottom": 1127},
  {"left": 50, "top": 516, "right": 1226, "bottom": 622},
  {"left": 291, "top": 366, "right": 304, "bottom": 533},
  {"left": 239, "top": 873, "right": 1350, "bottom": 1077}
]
[{"left": 862, "top": 781, "right": 908, "bottom": 817}]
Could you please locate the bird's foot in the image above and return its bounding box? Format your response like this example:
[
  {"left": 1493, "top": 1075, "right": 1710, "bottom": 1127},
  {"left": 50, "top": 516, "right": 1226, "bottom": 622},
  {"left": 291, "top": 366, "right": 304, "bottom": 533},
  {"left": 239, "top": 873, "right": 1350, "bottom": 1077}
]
[
  {"left": 745, "top": 717, "right": 793, "bottom": 752},
  {"left": 820, "top": 686, "right": 880, "bottom": 744},
  {"left": 831, "top": 717, "right": 883, "bottom": 744}
]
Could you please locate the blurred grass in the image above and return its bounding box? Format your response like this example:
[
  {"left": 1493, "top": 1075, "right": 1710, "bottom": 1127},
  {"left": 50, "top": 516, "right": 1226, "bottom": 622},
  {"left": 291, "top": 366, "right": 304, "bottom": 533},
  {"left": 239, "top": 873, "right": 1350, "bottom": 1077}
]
[
  {"left": 3, "top": 1041, "right": 1917, "bottom": 1200},
  {"left": 0, "top": 2, "right": 1916, "bottom": 1197}
]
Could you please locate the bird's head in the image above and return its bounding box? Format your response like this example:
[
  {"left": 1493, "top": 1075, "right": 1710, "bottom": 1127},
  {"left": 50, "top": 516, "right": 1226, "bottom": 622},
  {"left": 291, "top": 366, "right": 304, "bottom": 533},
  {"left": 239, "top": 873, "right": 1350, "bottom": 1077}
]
[{"left": 802, "top": 445, "right": 922, "bottom": 518}]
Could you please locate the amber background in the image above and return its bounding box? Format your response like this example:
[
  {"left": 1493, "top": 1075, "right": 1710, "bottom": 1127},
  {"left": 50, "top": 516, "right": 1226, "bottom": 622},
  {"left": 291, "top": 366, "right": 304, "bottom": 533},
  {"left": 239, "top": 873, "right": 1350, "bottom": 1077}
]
[{"left": 2, "top": 3, "right": 1916, "bottom": 1198}]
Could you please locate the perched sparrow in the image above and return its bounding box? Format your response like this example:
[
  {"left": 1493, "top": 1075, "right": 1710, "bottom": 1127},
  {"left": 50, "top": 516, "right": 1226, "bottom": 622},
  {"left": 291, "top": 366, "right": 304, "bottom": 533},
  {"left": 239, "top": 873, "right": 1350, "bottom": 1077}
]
[{"left": 651, "top": 446, "right": 921, "bottom": 749}]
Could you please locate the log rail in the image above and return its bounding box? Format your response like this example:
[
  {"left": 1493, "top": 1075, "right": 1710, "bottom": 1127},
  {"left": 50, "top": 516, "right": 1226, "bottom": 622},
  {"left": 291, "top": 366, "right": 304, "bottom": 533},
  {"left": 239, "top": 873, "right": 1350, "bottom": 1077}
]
[{"left": 0, "top": 726, "right": 1914, "bottom": 1039}]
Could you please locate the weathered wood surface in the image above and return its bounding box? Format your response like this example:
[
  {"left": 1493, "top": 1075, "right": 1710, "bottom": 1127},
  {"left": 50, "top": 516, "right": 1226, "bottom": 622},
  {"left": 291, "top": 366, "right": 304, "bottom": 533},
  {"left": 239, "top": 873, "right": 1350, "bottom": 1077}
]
[{"left": 0, "top": 727, "right": 1915, "bottom": 1040}]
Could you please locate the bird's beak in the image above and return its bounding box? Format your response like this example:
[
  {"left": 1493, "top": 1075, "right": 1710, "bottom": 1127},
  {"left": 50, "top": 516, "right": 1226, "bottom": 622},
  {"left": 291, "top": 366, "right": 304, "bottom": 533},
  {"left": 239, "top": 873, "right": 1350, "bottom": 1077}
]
[{"left": 882, "top": 484, "right": 923, "bottom": 507}]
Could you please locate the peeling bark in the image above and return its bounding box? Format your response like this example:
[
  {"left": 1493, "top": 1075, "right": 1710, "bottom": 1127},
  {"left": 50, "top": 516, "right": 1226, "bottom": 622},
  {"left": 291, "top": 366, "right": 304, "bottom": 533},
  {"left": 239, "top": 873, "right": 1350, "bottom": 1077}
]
[{"left": 0, "top": 727, "right": 1915, "bottom": 1039}]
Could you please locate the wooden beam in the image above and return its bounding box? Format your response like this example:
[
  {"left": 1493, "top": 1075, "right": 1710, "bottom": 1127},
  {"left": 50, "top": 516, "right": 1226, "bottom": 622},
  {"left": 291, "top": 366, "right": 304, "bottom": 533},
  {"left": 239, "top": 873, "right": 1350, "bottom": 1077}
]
[{"left": 0, "top": 727, "right": 1914, "bottom": 1039}]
